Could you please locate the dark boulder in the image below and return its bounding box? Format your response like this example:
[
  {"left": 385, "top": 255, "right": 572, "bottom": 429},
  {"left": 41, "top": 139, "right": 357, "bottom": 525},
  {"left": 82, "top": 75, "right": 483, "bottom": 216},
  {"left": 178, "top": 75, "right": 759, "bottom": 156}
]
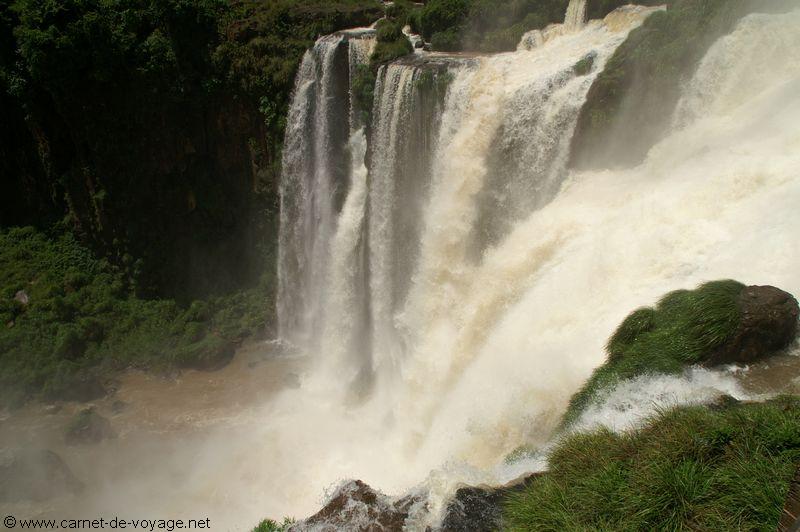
[
  {"left": 440, "top": 473, "right": 542, "bottom": 531},
  {"left": 0, "top": 449, "right": 83, "bottom": 502},
  {"left": 292, "top": 480, "right": 424, "bottom": 532},
  {"left": 64, "top": 407, "right": 115, "bottom": 445},
  {"left": 705, "top": 285, "right": 799, "bottom": 366}
]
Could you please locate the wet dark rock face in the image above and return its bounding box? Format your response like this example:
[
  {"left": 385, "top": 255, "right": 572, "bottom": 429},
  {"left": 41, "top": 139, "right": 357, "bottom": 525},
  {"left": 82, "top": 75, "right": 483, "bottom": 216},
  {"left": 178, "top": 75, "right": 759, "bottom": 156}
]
[
  {"left": 439, "top": 474, "right": 542, "bottom": 531},
  {"left": 291, "top": 480, "right": 424, "bottom": 532},
  {"left": 291, "top": 474, "right": 544, "bottom": 531},
  {"left": 706, "top": 285, "right": 799, "bottom": 367},
  {"left": 0, "top": 449, "right": 83, "bottom": 502}
]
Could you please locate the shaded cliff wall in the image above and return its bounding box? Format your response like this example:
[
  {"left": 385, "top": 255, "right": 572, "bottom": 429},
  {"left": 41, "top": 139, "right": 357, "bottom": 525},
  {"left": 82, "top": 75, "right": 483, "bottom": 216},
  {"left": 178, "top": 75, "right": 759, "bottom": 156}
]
[{"left": 0, "top": 0, "right": 382, "bottom": 302}]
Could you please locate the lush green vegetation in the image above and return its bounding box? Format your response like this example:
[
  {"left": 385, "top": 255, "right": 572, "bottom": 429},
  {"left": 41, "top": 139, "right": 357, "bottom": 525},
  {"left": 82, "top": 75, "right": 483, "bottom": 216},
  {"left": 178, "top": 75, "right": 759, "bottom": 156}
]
[
  {"left": 506, "top": 396, "right": 800, "bottom": 530},
  {"left": 0, "top": 0, "right": 387, "bottom": 404},
  {"left": 0, "top": 226, "right": 273, "bottom": 406},
  {"left": 215, "top": 0, "right": 384, "bottom": 144},
  {"left": 349, "top": 8, "right": 414, "bottom": 125},
  {"left": 1, "top": 0, "right": 383, "bottom": 303},
  {"left": 409, "top": 0, "right": 569, "bottom": 52},
  {"left": 372, "top": 18, "right": 413, "bottom": 64},
  {"left": 570, "top": 0, "right": 799, "bottom": 170},
  {"left": 562, "top": 280, "right": 745, "bottom": 427},
  {"left": 351, "top": 63, "right": 377, "bottom": 126}
]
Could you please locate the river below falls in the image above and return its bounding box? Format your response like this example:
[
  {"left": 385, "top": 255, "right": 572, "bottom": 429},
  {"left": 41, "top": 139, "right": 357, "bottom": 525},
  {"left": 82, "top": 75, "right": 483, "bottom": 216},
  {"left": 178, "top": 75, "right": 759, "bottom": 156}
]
[{"left": 1, "top": 343, "right": 800, "bottom": 530}]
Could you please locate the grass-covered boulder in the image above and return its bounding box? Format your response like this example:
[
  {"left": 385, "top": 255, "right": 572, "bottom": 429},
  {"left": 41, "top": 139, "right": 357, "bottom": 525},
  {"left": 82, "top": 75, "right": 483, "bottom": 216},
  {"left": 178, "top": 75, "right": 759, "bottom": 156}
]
[
  {"left": 562, "top": 280, "right": 798, "bottom": 428},
  {"left": 505, "top": 396, "right": 800, "bottom": 530}
]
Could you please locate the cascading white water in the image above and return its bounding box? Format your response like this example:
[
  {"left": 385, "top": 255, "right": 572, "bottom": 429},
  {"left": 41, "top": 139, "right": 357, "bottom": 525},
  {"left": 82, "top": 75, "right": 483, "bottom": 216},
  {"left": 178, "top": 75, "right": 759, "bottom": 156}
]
[
  {"left": 277, "top": 31, "right": 374, "bottom": 353},
  {"left": 261, "top": 6, "right": 800, "bottom": 530},
  {"left": 564, "top": 0, "right": 588, "bottom": 32}
]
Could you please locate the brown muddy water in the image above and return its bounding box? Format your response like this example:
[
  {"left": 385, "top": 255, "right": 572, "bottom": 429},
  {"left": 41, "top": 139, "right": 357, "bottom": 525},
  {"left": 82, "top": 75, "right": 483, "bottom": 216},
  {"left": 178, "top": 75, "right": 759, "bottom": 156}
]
[{"left": 0, "top": 343, "right": 304, "bottom": 531}]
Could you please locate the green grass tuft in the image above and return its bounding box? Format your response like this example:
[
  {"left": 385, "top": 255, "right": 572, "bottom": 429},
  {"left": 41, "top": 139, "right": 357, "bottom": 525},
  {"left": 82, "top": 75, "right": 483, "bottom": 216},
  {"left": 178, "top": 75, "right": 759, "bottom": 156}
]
[
  {"left": 252, "top": 517, "right": 294, "bottom": 532},
  {"left": 562, "top": 280, "right": 745, "bottom": 427},
  {"left": 506, "top": 397, "right": 800, "bottom": 531}
]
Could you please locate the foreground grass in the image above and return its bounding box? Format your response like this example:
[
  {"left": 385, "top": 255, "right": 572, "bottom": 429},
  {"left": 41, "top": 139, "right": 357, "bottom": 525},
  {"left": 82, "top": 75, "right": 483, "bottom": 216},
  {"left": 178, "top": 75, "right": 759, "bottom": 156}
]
[
  {"left": 506, "top": 397, "right": 800, "bottom": 531},
  {"left": 0, "top": 226, "right": 273, "bottom": 406},
  {"left": 562, "top": 280, "right": 744, "bottom": 427}
]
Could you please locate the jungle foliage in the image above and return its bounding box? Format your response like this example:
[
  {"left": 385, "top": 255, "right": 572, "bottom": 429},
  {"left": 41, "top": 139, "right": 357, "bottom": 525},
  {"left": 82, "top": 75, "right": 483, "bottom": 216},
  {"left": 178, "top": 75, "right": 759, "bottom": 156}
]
[{"left": 0, "top": 225, "right": 273, "bottom": 406}]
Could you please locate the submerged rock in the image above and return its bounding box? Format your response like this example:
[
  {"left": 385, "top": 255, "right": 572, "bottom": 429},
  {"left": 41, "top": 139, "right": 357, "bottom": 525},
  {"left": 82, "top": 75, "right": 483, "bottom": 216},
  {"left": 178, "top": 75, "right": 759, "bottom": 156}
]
[
  {"left": 64, "top": 407, "right": 115, "bottom": 445},
  {"left": 0, "top": 449, "right": 83, "bottom": 502},
  {"left": 178, "top": 337, "right": 236, "bottom": 371},
  {"left": 292, "top": 480, "right": 424, "bottom": 531},
  {"left": 46, "top": 373, "right": 107, "bottom": 403},
  {"left": 704, "top": 285, "right": 799, "bottom": 366}
]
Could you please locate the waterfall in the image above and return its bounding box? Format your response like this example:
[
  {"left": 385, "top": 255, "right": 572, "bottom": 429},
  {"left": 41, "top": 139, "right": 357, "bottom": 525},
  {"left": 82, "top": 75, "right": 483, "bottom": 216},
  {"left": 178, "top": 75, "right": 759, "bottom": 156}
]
[
  {"left": 368, "top": 61, "right": 454, "bottom": 376},
  {"left": 519, "top": 0, "right": 592, "bottom": 50},
  {"left": 564, "top": 0, "right": 588, "bottom": 32},
  {"left": 277, "top": 31, "right": 374, "bottom": 351},
  {"left": 264, "top": 6, "right": 800, "bottom": 528}
]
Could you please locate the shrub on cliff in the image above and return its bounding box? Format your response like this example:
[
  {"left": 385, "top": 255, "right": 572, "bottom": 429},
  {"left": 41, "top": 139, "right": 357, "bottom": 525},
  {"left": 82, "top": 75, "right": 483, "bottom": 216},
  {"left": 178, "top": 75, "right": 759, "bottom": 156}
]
[
  {"left": 506, "top": 397, "right": 800, "bottom": 530},
  {"left": 372, "top": 19, "right": 413, "bottom": 64},
  {"left": 562, "top": 280, "right": 799, "bottom": 427}
]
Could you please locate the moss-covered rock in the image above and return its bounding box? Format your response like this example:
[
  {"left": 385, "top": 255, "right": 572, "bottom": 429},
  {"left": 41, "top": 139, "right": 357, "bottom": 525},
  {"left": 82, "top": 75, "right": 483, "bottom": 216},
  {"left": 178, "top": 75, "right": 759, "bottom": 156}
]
[
  {"left": 505, "top": 397, "right": 800, "bottom": 531},
  {"left": 562, "top": 281, "right": 798, "bottom": 428}
]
